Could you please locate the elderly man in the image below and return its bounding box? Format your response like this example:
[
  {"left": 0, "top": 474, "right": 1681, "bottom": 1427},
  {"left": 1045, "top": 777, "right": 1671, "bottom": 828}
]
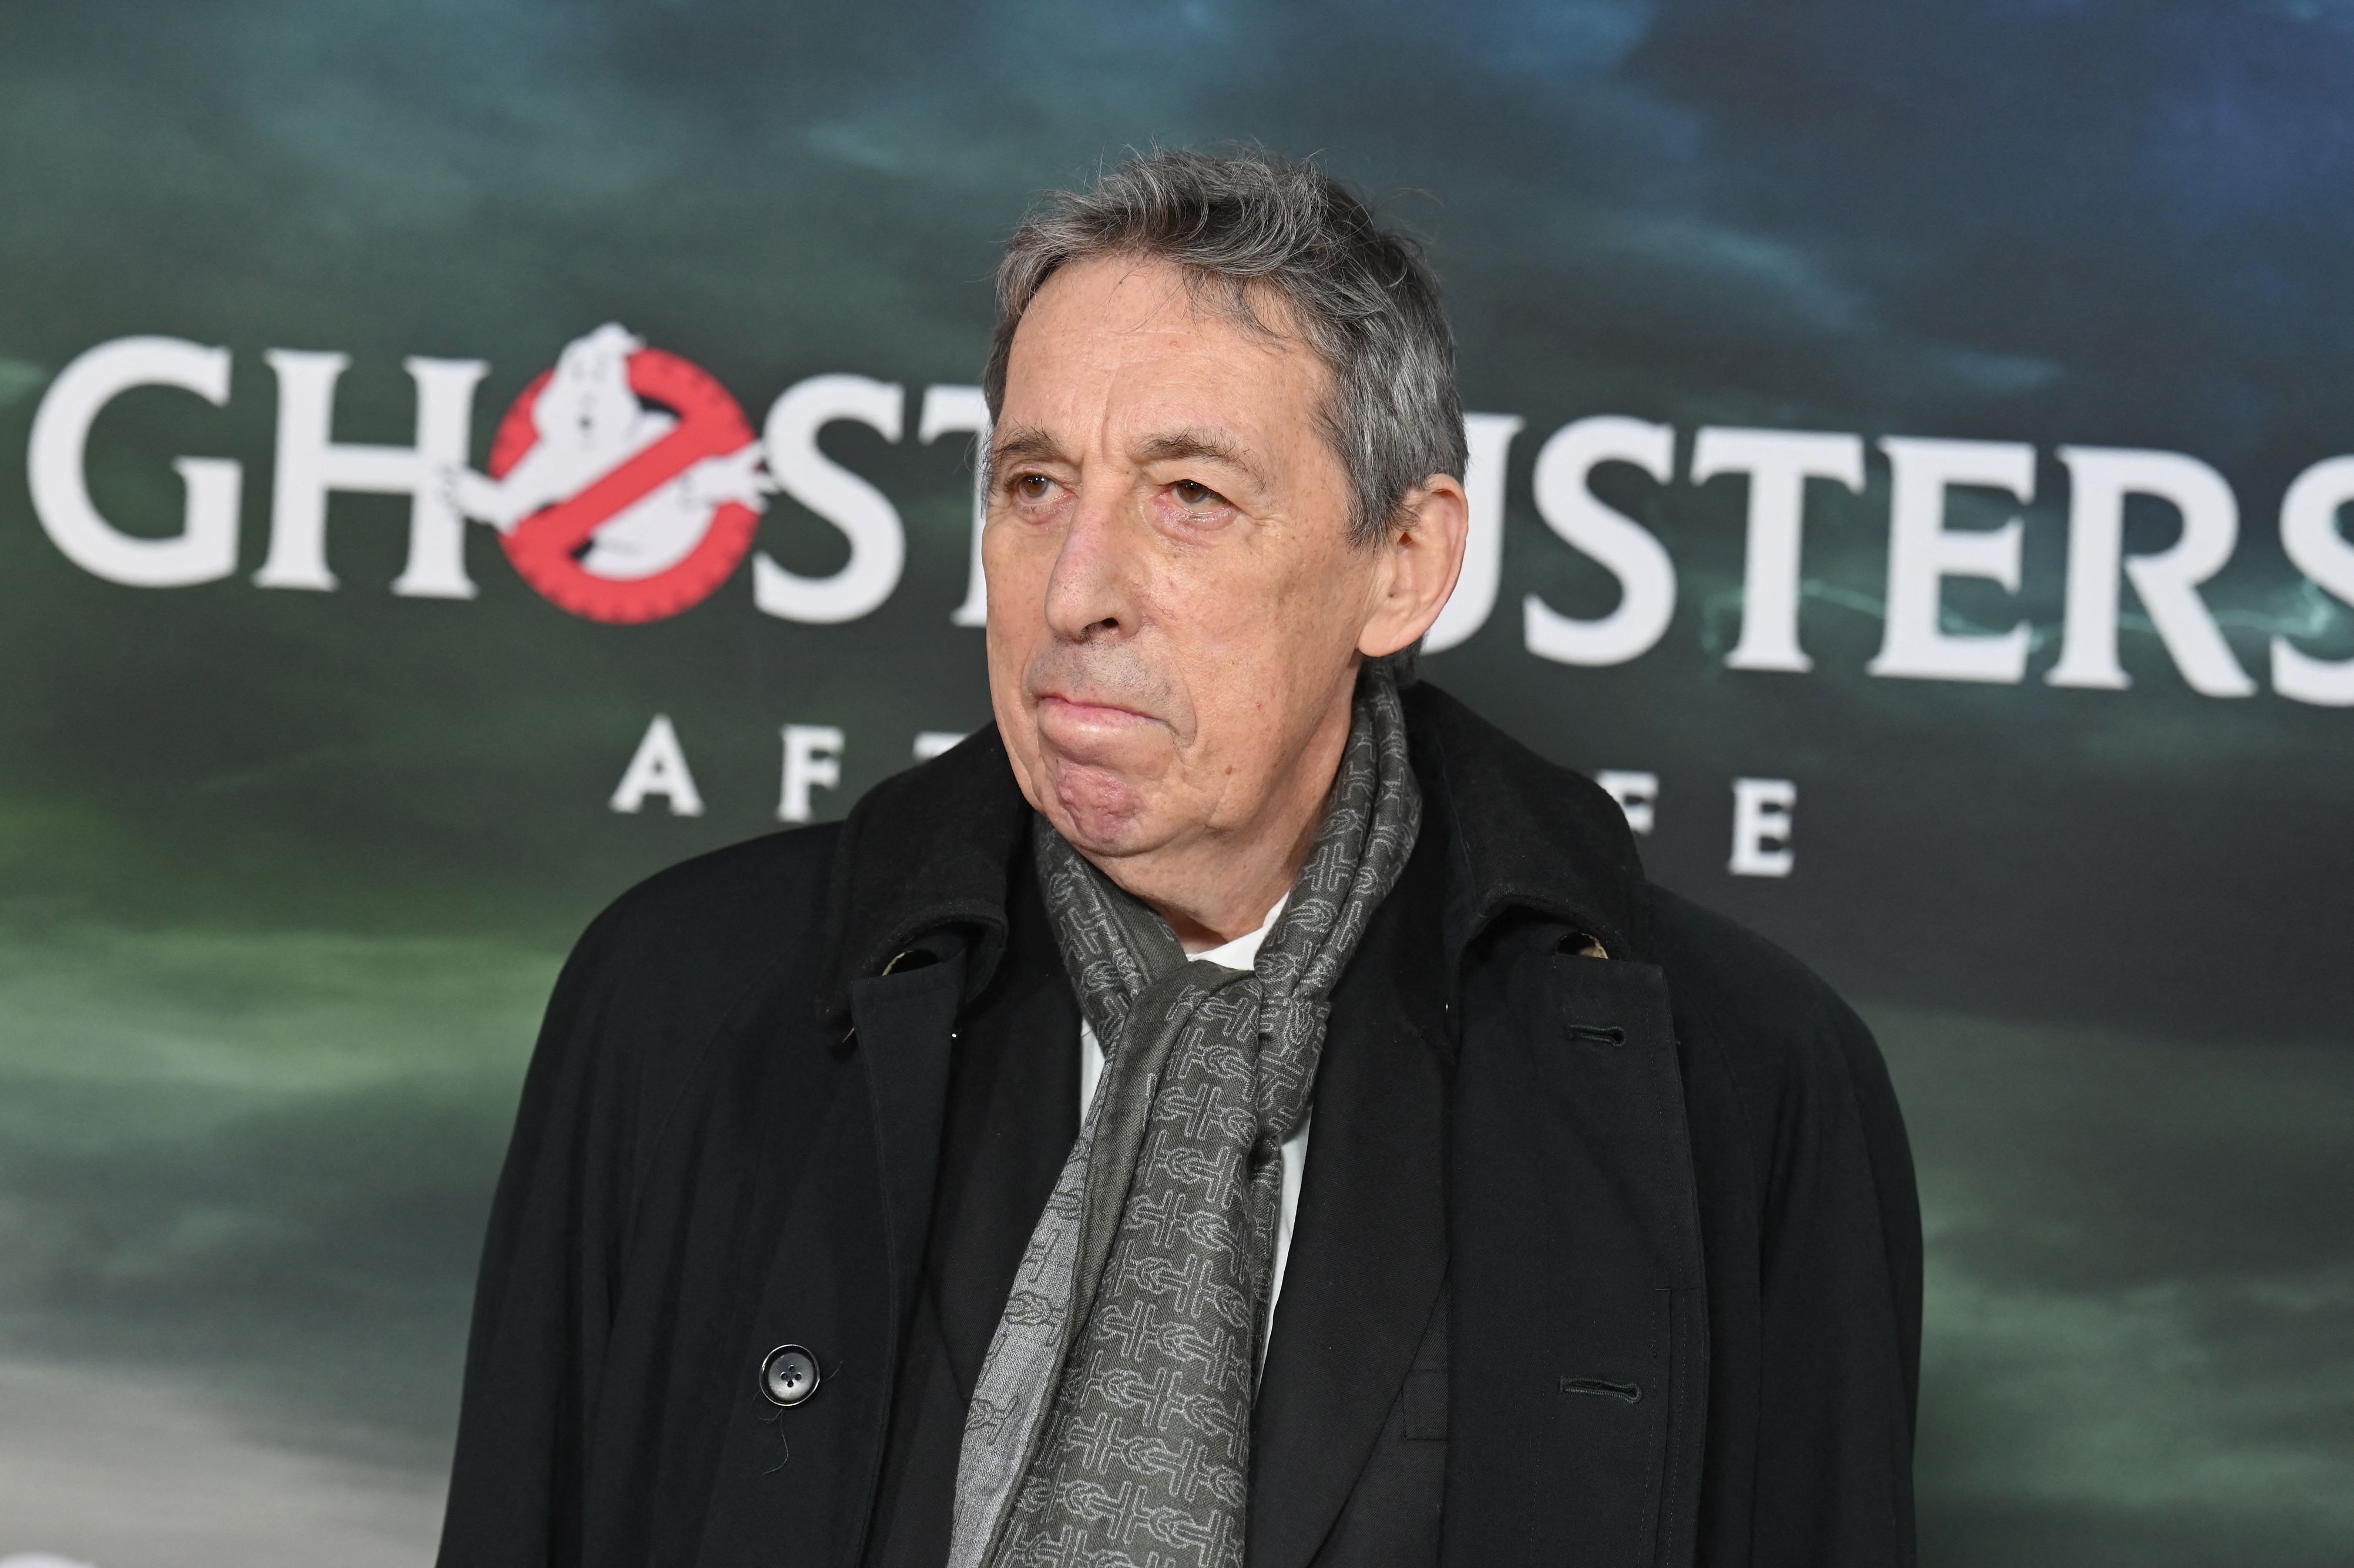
[{"left": 438, "top": 150, "right": 1920, "bottom": 1568}]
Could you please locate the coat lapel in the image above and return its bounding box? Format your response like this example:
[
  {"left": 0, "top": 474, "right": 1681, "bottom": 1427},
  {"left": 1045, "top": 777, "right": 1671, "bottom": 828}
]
[
  {"left": 693, "top": 952, "right": 967, "bottom": 1568},
  {"left": 1248, "top": 825, "right": 1452, "bottom": 1568},
  {"left": 852, "top": 951, "right": 967, "bottom": 1347},
  {"left": 700, "top": 734, "right": 1031, "bottom": 1566},
  {"left": 1401, "top": 683, "right": 1708, "bottom": 1567},
  {"left": 1440, "top": 942, "right": 1708, "bottom": 1568}
]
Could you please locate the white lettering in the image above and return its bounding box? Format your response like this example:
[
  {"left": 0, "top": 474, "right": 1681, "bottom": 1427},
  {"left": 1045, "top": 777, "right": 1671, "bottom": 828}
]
[
  {"left": 254, "top": 350, "right": 488, "bottom": 596},
  {"left": 2047, "top": 447, "right": 2253, "bottom": 696},
  {"left": 1690, "top": 427, "right": 1866, "bottom": 673},
  {"left": 1728, "top": 777, "right": 1796, "bottom": 877},
  {"left": 609, "top": 714, "right": 704, "bottom": 816},
  {"left": 1868, "top": 437, "right": 2034, "bottom": 683},
  {"left": 2273, "top": 456, "right": 2354, "bottom": 706},
  {"left": 1594, "top": 769, "right": 1659, "bottom": 835},
  {"left": 26, "top": 337, "right": 243, "bottom": 587},
  {"left": 1424, "top": 413, "right": 1524, "bottom": 654},
  {"left": 779, "top": 723, "right": 845, "bottom": 822},
  {"left": 1523, "top": 416, "right": 1678, "bottom": 666},
  {"left": 753, "top": 375, "right": 906, "bottom": 624},
  {"left": 912, "top": 730, "right": 967, "bottom": 762},
  {"left": 919, "top": 384, "right": 993, "bottom": 628}
]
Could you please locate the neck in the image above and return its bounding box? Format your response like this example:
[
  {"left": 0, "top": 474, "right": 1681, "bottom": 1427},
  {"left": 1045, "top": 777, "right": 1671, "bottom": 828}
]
[{"left": 1089, "top": 686, "right": 1356, "bottom": 951}]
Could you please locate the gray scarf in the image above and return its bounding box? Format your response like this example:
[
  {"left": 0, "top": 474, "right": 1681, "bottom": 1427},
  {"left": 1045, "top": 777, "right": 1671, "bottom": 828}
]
[{"left": 948, "top": 665, "right": 1421, "bottom": 1568}]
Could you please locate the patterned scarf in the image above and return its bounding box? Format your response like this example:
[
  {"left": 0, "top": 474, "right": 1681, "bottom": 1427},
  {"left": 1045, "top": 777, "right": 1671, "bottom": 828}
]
[{"left": 947, "top": 664, "right": 1421, "bottom": 1568}]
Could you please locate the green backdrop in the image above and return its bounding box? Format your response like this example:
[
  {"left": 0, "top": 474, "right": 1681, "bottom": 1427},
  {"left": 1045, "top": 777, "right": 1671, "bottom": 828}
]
[{"left": 2, "top": 3, "right": 2348, "bottom": 1564}]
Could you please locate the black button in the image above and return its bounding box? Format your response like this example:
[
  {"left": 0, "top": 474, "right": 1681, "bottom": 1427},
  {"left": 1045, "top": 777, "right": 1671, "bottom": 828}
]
[{"left": 760, "top": 1344, "right": 821, "bottom": 1407}]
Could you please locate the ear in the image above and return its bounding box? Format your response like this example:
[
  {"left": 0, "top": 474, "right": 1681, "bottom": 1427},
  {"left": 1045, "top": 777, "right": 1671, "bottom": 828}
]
[{"left": 1357, "top": 475, "right": 1470, "bottom": 659}]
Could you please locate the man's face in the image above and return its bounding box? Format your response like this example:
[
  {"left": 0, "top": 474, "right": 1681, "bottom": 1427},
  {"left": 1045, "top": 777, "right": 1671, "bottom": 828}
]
[{"left": 983, "top": 256, "right": 1396, "bottom": 865}]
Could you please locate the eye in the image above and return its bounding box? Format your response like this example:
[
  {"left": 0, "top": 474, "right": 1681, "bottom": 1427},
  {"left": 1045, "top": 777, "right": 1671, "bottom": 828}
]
[
  {"left": 1012, "top": 472, "right": 1055, "bottom": 502},
  {"left": 1172, "top": 479, "right": 1222, "bottom": 507}
]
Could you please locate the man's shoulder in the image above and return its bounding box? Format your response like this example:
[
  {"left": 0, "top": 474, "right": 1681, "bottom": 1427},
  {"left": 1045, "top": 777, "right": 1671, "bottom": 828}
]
[
  {"left": 1646, "top": 884, "right": 1852, "bottom": 1034},
  {"left": 558, "top": 824, "right": 844, "bottom": 1047},
  {"left": 1643, "top": 882, "right": 1896, "bottom": 1153},
  {"left": 588, "top": 823, "right": 841, "bottom": 963},
  {"left": 499, "top": 827, "right": 847, "bottom": 1209}
]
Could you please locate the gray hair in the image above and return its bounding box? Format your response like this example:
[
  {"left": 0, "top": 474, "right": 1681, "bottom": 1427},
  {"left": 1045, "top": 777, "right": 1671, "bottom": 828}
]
[{"left": 983, "top": 147, "right": 1468, "bottom": 550}]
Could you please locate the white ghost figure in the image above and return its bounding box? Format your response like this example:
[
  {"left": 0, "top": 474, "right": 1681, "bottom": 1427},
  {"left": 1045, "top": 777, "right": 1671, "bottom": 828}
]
[{"left": 446, "top": 323, "right": 771, "bottom": 580}]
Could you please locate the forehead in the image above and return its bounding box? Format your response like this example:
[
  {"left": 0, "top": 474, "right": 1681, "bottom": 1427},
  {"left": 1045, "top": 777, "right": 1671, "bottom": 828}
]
[{"left": 1001, "top": 256, "right": 1332, "bottom": 451}]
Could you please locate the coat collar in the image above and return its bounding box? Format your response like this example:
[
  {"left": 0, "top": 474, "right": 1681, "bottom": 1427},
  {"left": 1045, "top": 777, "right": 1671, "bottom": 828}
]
[
  {"left": 1399, "top": 680, "right": 1654, "bottom": 967},
  {"left": 819, "top": 726, "right": 1030, "bottom": 1026},
  {"left": 817, "top": 679, "right": 1653, "bottom": 1022}
]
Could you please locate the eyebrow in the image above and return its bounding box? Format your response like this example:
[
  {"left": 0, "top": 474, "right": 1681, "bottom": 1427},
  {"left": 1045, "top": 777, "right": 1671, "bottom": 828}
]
[
  {"left": 1132, "top": 428, "right": 1270, "bottom": 491},
  {"left": 988, "top": 424, "right": 1069, "bottom": 480},
  {"left": 988, "top": 422, "right": 1273, "bottom": 494}
]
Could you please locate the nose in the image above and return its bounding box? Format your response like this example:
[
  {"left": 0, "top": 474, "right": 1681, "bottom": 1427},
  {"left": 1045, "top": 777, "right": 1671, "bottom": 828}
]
[{"left": 1042, "top": 488, "right": 1140, "bottom": 644}]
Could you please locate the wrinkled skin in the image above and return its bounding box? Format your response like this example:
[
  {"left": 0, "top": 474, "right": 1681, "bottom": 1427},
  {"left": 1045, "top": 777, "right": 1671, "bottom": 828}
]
[{"left": 984, "top": 256, "right": 1469, "bottom": 949}]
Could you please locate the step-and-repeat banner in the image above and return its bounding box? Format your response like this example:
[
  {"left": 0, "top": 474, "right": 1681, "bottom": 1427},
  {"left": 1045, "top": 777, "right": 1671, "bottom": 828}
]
[{"left": 2, "top": 3, "right": 2348, "bottom": 1564}]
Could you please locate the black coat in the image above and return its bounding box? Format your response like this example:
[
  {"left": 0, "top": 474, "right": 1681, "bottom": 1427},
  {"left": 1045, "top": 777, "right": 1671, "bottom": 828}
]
[{"left": 438, "top": 682, "right": 1921, "bottom": 1568}]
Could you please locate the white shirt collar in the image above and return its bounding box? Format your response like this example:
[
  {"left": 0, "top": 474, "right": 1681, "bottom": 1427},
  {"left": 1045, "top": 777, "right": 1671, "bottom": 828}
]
[{"left": 1188, "top": 893, "right": 1287, "bottom": 972}]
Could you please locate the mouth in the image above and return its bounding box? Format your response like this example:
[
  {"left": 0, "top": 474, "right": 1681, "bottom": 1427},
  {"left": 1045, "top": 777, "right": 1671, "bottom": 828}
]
[{"left": 1034, "top": 692, "right": 1160, "bottom": 731}]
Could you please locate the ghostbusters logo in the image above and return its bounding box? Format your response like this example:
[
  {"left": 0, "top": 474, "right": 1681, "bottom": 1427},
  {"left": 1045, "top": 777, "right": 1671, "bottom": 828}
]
[{"left": 448, "top": 324, "right": 771, "bottom": 623}]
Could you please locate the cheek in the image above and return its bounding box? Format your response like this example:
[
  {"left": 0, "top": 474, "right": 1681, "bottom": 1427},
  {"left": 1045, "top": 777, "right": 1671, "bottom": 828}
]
[
  {"left": 1171, "top": 542, "right": 1358, "bottom": 666},
  {"left": 982, "top": 516, "right": 1044, "bottom": 640},
  {"left": 1154, "top": 569, "right": 1309, "bottom": 740},
  {"left": 980, "top": 509, "right": 1032, "bottom": 592},
  {"left": 1197, "top": 552, "right": 1370, "bottom": 747},
  {"left": 983, "top": 535, "right": 1033, "bottom": 694},
  {"left": 984, "top": 618, "right": 1048, "bottom": 812}
]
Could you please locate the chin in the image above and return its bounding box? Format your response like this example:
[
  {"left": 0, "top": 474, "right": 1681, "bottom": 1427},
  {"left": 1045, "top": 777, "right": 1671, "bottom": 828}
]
[{"left": 1043, "top": 758, "right": 1160, "bottom": 855}]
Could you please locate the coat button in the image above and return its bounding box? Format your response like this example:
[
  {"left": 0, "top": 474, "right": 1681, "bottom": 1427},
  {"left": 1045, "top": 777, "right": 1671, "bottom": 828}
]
[{"left": 760, "top": 1344, "right": 821, "bottom": 1408}]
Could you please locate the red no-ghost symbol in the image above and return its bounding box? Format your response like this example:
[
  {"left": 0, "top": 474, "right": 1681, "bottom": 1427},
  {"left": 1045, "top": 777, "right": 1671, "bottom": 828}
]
[{"left": 491, "top": 348, "right": 762, "bottom": 624}]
